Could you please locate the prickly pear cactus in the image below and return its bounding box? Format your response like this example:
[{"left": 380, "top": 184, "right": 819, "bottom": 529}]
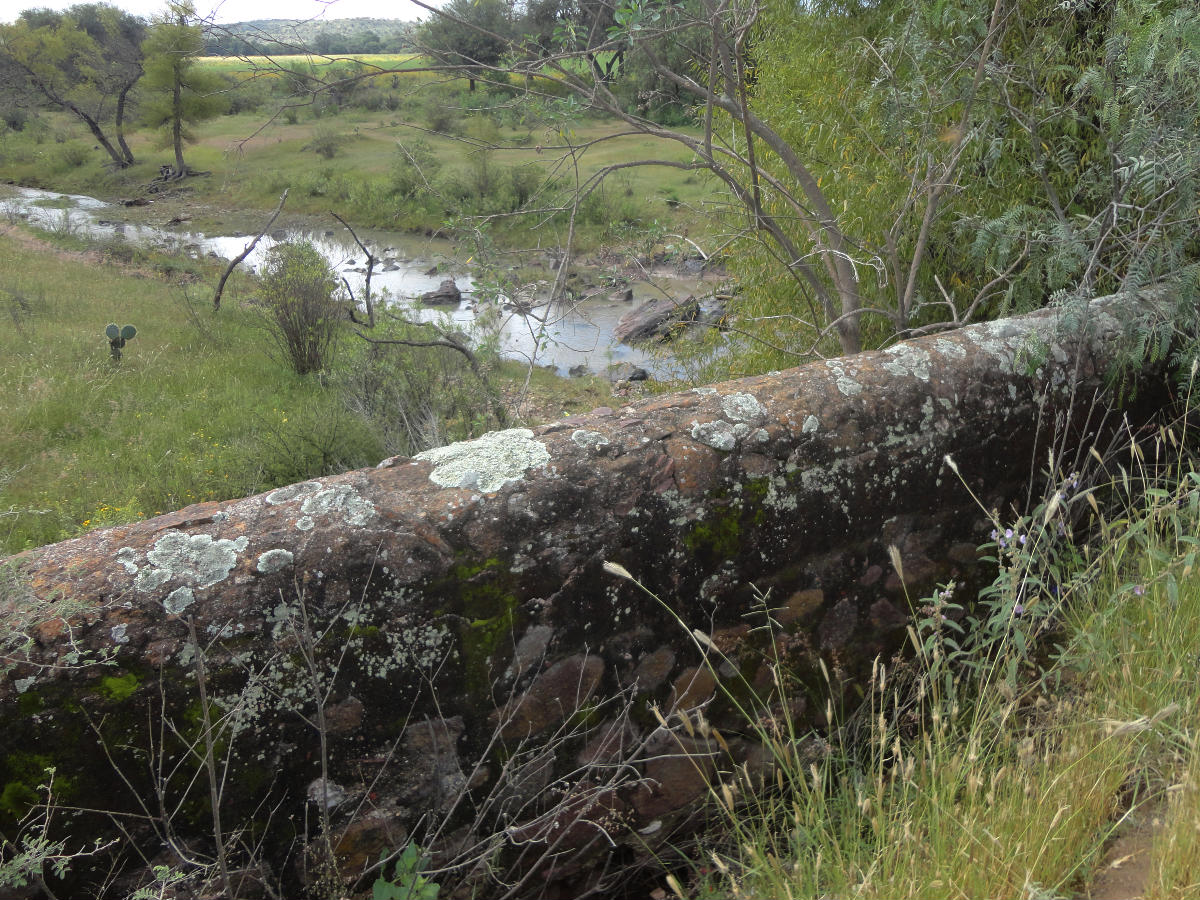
[{"left": 106, "top": 322, "right": 136, "bottom": 361}]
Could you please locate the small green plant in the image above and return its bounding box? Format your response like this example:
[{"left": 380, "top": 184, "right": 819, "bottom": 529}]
[
  {"left": 105, "top": 323, "right": 136, "bottom": 361},
  {"left": 259, "top": 242, "right": 343, "bottom": 376},
  {"left": 373, "top": 843, "right": 439, "bottom": 900}
]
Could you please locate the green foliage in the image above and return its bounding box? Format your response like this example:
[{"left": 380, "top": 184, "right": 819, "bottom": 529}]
[
  {"left": 418, "top": 0, "right": 515, "bottom": 80},
  {"left": 0, "top": 233, "right": 371, "bottom": 552},
  {"left": 258, "top": 241, "right": 344, "bottom": 376},
  {"left": 0, "top": 4, "right": 144, "bottom": 168},
  {"left": 373, "top": 844, "right": 440, "bottom": 900},
  {"left": 140, "top": 3, "right": 230, "bottom": 173},
  {"left": 390, "top": 138, "right": 442, "bottom": 199},
  {"left": 105, "top": 321, "right": 136, "bottom": 361},
  {"left": 336, "top": 317, "right": 504, "bottom": 457},
  {"left": 306, "top": 125, "right": 345, "bottom": 160}
]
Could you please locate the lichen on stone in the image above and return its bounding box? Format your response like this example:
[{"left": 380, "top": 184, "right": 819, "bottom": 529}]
[
  {"left": 720, "top": 392, "right": 767, "bottom": 423},
  {"left": 881, "top": 344, "right": 932, "bottom": 381},
  {"left": 142, "top": 531, "right": 249, "bottom": 590},
  {"left": 115, "top": 547, "right": 139, "bottom": 575},
  {"left": 689, "top": 420, "right": 738, "bottom": 452},
  {"left": 802, "top": 415, "right": 819, "bottom": 434},
  {"left": 134, "top": 568, "right": 170, "bottom": 593},
  {"left": 265, "top": 481, "right": 323, "bottom": 506},
  {"left": 825, "top": 360, "right": 863, "bottom": 396},
  {"left": 571, "top": 430, "right": 610, "bottom": 454},
  {"left": 415, "top": 428, "right": 550, "bottom": 492},
  {"left": 934, "top": 338, "right": 967, "bottom": 359},
  {"left": 256, "top": 549, "right": 294, "bottom": 575},
  {"left": 163, "top": 586, "right": 196, "bottom": 615},
  {"left": 299, "top": 484, "right": 375, "bottom": 527}
]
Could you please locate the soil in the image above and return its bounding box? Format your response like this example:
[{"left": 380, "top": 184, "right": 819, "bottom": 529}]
[{"left": 1082, "top": 800, "right": 1163, "bottom": 900}]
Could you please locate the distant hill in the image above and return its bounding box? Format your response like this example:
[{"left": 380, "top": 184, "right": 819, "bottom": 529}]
[{"left": 203, "top": 18, "right": 415, "bottom": 56}]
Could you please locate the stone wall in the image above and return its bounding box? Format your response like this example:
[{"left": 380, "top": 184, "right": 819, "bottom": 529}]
[{"left": 1, "top": 294, "right": 1170, "bottom": 898}]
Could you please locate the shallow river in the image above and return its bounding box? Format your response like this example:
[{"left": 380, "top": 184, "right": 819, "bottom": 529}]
[{"left": 1, "top": 185, "right": 707, "bottom": 377}]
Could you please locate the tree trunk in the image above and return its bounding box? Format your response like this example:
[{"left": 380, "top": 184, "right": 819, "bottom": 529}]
[
  {"left": 31, "top": 80, "right": 130, "bottom": 169},
  {"left": 115, "top": 80, "right": 137, "bottom": 166},
  {"left": 171, "top": 65, "right": 187, "bottom": 175}
]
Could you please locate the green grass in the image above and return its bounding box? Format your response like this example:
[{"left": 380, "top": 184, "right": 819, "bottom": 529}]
[
  {"left": 0, "top": 229, "right": 615, "bottom": 554},
  {"left": 0, "top": 71, "right": 717, "bottom": 255},
  {"left": 196, "top": 53, "right": 423, "bottom": 77},
  {"left": 0, "top": 232, "right": 348, "bottom": 552}
]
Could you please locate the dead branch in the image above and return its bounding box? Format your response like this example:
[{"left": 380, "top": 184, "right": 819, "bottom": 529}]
[{"left": 211, "top": 189, "right": 288, "bottom": 312}]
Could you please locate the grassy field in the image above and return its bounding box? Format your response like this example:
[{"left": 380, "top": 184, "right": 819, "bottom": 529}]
[
  {"left": 0, "top": 64, "right": 718, "bottom": 255},
  {"left": 196, "top": 53, "right": 424, "bottom": 76},
  {"left": 0, "top": 228, "right": 613, "bottom": 554}
]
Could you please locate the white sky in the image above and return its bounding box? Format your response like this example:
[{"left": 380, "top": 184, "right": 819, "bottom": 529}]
[{"left": 0, "top": 0, "right": 433, "bottom": 25}]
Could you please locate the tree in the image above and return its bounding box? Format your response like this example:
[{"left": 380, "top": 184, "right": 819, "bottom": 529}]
[
  {"left": 416, "top": 0, "right": 516, "bottom": 91},
  {"left": 0, "top": 3, "right": 145, "bottom": 168},
  {"left": 406, "top": 0, "right": 1200, "bottom": 367},
  {"left": 140, "top": 2, "right": 228, "bottom": 177}
]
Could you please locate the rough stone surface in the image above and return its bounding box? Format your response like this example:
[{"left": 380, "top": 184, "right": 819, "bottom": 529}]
[{"left": 0, "top": 293, "right": 1172, "bottom": 898}]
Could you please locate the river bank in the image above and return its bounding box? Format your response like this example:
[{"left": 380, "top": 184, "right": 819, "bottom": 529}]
[{"left": 1, "top": 181, "right": 726, "bottom": 378}]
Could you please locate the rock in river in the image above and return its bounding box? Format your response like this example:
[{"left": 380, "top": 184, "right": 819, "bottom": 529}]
[
  {"left": 613, "top": 296, "right": 700, "bottom": 344},
  {"left": 419, "top": 278, "right": 462, "bottom": 306}
]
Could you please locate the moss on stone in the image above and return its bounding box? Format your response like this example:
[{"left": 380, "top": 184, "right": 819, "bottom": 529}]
[
  {"left": 443, "top": 559, "right": 523, "bottom": 697},
  {"left": 99, "top": 672, "right": 141, "bottom": 702},
  {"left": 685, "top": 481, "right": 770, "bottom": 563}
]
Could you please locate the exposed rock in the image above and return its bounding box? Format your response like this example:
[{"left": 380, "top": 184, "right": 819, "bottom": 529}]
[
  {"left": 605, "top": 362, "right": 649, "bottom": 382},
  {"left": 0, "top": 292, "right": 1173, "bottom": 899},
  {"left": 613, "top": 296, "right": 700, "bottom": 344},
  {"left": 420, "top": 278, "right": 461, "bottom": 305}
]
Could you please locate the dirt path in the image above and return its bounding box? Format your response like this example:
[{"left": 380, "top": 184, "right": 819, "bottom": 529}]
[{"left": 1081, "top": 802, "right": 1163, "bottom": 900}]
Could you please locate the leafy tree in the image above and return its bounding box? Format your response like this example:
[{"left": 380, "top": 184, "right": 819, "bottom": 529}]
[
  {"left": 0, "top": 3, "right": 145, "bottom": 168},
  {"left": 417, "top": 0, "right": 516, "bottom": 91},
  {"left": 140, "top": 2, "right": 228, "bottom": 176}
]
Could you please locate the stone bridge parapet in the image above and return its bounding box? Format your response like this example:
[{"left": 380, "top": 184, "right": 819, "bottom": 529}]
[{"left": 2, "top": 294, "right": 1170, "bottom": 898}]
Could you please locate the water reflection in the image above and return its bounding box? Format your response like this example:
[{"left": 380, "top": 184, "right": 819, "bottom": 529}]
[{"left": 2, "top": 185, "right": 704, "bottom": 377}]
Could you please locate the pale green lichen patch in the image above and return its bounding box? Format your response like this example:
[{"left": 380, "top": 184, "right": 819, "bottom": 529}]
[
  {"left": 825, "top": 360, "right": 863, "bottom": 396},
  {"left": 802, "top": 415, "right": 819, "bottom": 434},
  {"left": 934, "top": 338, "right": 967, "bottom": 359},
  {"left": 690, "top": 420, "right": 737, "bottom": 452},
  {"left": 164, "top": 586, "right": 195, "bottom": 615},
  {"left": 881, "top": 344, "right": 932, "bottom": 381},
  {"left": 720, "top": 392, "right": 767, "bottom": 423},
  {"left": 299, "top": 484, "right": 376, "bottom": 526},
  {"left": 135, "top": 568, "right": 170, "bottom": 593},
  {"left": 256, "top": 549, "right": 294, "bottom": 574},
  {"left": 139, "top": 531, "right": 249, "bottom": 590},
  {"left": 265, "top": 481, "right": 323, "bottom": 506},
  {"left": 415, "top": 428, "right": 550, "bottom": 492},
  {"left": 115, "top": 547, "right": 139, "bottom": 575},
  {"left": 215, "top": 598, "right": 453, "bottom": 737},
  {"left": 571, "top": 430, "right": 610, "bottom": 454}
]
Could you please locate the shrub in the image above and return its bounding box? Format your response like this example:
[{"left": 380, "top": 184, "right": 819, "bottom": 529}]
[
  {"left": 259, "top": 241, "right": 344, "bottom": 376},
  {"left": 390, "top": 139, "right": 442, "bottom": 200},
  {"left": 306, "top": 126, "right": 344, "bottom": 160}
]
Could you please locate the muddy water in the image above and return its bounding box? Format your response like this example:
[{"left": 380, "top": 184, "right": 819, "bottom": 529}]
[{"left": 2, "top": 185, "right": 707, "bottom": 377}]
